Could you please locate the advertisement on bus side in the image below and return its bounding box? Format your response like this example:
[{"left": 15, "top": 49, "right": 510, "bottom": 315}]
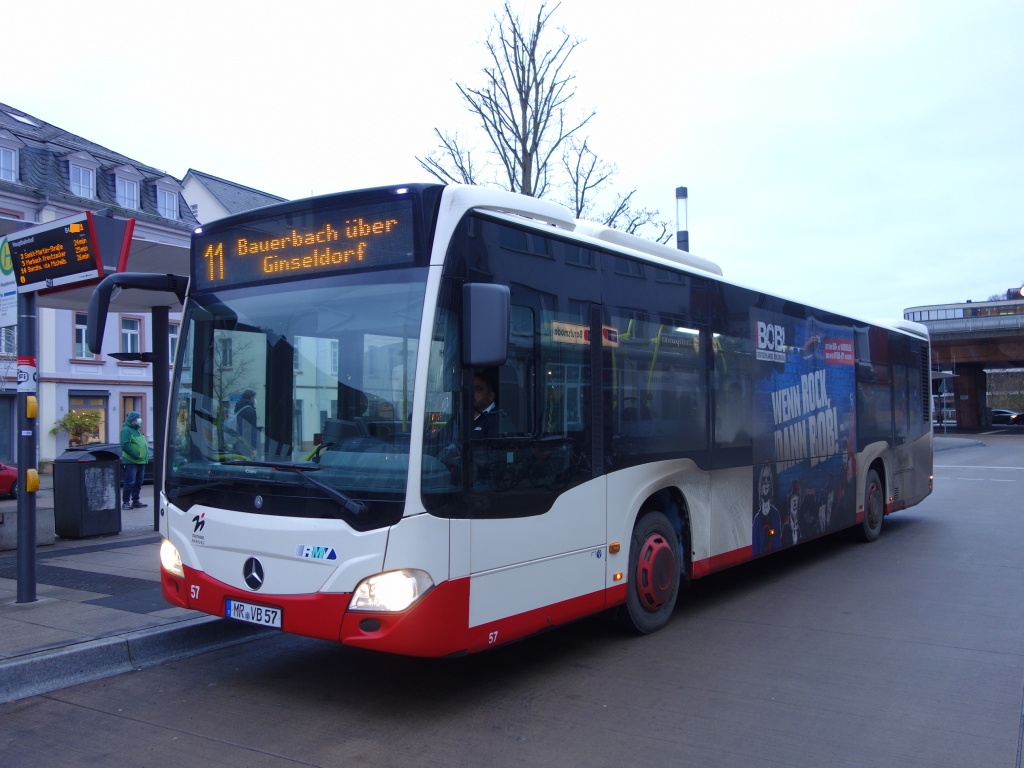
[{"left": 750, "top": 308, "right": 857, "bottom": 557}]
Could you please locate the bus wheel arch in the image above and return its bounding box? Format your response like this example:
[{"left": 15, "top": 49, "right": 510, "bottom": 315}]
[
  {"left": 860, "top": 460, "right": 886, "bottom": 542},
  {"left": 636, "top": 487, "right": 692, "bottom": 581},
  {"left": 619, "top": 487, "right": 689, "bottom": 635}
]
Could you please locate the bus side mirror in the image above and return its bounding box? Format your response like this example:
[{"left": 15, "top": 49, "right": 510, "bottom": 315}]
[
  {"left": 87, "top": 272, "right": 189, "bottom": 355},
  {"left": 462, "top": 283, "right": 509, "bottom": 367}
]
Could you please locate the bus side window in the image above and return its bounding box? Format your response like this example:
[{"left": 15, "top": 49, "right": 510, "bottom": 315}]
[
  {"left": 713, "top": 333, "right": 753, "bottom": 449},
  {"left": 856, "top": 326, "right": 893, "bottom": 447},
  {"left": 604, "top": 306, "right": 708, "bottom": 468},
  {"left": 710, "top": 283, "right": 756, "bottom": 451}
]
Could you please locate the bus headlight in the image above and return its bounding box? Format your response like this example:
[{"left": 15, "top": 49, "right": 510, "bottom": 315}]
[
  {"left": 160, "top": 539, "right": 184, "bottom": 578},
  {"left": 349, "top": 570, "right": 433, "bottom": 613}
]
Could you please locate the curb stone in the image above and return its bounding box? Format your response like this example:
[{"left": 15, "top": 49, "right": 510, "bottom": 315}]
[
  {"left": 933, "top": 438, "right": 985, "bottom": 452},
  {"left": 0, "top": 616, "right": 272, "bottom": 704}
]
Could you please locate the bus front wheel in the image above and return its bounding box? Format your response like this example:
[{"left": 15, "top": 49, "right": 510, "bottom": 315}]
[
  {"left": 859, "top": 468, "right": 884, "bottom": 542},
  {"left": 620, "top": 511, "right": 680, "bottom": 634}
]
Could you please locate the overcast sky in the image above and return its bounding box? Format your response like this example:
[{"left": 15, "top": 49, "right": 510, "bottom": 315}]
[{"left": 5, "top": 0, "right": 1022, "bottom": 320}]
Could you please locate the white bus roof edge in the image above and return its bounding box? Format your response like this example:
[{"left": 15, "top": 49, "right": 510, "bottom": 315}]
[
  {"left": 574, "top": 219, "right": 724, "bottom": 277},
  {"left": 444, "top": 185, "right": 577, "bottom": 231},
  {"left": 872, "top": 318, "right": 930, "bottom": 340}
]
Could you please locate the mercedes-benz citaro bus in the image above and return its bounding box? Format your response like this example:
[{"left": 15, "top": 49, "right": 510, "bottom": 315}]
[{"left": 157, "top": 183, "right": 933, "bottom": 655}]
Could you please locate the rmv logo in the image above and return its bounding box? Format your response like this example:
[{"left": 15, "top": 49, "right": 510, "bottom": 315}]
[{"left": 295, "top": 544, "right": 337, "bottom": 561}]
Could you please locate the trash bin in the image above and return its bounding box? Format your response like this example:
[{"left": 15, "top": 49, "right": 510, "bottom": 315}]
[{"left": 53, "top": 447, "right": 123, "bottom": 538}]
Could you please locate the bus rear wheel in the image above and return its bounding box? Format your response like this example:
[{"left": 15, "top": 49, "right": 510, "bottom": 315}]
[
  {"left": 859, "top": 468, "right": 884, "bottom": 542},
  {"left": 620, "top": 511, "right": 680, "bottom": 634}
]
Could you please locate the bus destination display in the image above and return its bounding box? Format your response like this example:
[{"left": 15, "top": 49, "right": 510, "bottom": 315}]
[
  {"left": 192, "top": 199, "right": 415, "bottom": 290},
  {"left": 8, "top": 211, "right": 103, "bottom": 293}
]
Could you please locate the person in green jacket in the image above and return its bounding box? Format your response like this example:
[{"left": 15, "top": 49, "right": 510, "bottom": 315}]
[{"left": 120, "top": 410, "right": 149, "bottom": 510}]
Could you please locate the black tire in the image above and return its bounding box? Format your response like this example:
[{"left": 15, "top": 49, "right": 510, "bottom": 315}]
[
  {"left": 9, "top": 480, "right": 16, "bottom": 500},
  {"left": 859, "top": 468, "right": 884, "bottom": 542},
  {"left": 619, "top": 511, "right": 681, "bottom": 634}
]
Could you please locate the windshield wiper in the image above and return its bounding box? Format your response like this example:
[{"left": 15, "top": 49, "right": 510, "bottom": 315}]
[{"left": 221, "top": 460, "right": 368, "bottom": 517}]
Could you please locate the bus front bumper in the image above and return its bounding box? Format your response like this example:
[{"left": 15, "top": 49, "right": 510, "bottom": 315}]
[{"left": 161, "top": 566, "right": 471, "bottom": 656}]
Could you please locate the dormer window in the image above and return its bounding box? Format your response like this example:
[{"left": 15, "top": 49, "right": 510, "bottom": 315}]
[
  {"left": 158, "top": 188, "right": 178, "bottom": 219},
  {"left": 0, "top": 147, "right": 16, "bottom": 182},
  {"left": 113, "top": 165, "right": 144, "bottom": 210},
  {"left": 0, "top": 131, "right": 23, "bottom": 184},
  {"left": 117, "top": 177, "right": 139, "bottom": 209},
  {"left": 70, "top": 164, "right": 95, "bottom": 198}
]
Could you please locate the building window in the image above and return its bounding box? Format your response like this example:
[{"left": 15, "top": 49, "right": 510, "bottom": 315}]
[
  {"left": 563, "top": 245, "right": 595, "bottom": 268},
  {"left": 0, "top": 326, "right": 15, "bottom": 356},
  {"left": 190, "top": 203, "right": 199, "bottom": 217},
  {"left": 0, "top": 147, "right": 16, "bottom": 182},
  {"left": 75, "top": 313, "right": 95, "bottom": 359},
  {"left": 614, "top": 256, "right": 644, "bottom": 277},
  {"left": 655, "top": 268, "right": 684, "bottom": 283},
  {"left": 116, "top": 177, "right": 139, "bottom": 209},
  {"left": 330, "top": 339, "right": 339, "bottom": 376},
  {"left": 70, "top": 164, "right": 95, "bottom": 198},
  {"left": 121, "top": 317, "right": 140, "bottom": 354},
  {"left": 216, "top": 337, "right": 232, "bottom": 368},
  {"left": 158, "top": 189, "right": 178, "bottom": 219},
  {"left": 169, "top": 323, "right": 179, "bottom": 360},
  {"left": 293, "top": 340, "right": 302, "bottom": 372}
]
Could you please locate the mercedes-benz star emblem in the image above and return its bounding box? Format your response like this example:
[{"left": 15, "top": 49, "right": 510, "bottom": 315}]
[
  {"left": 243, "top": 557, "right": 264, "bottom": 590},
  {"left": 254, "top": 495, "right": 263, "bottom": 509}
]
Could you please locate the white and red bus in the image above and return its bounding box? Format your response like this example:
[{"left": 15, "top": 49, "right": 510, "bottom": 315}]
[{"left": 155, "top": 184, "right": 932, "bottom": 654}]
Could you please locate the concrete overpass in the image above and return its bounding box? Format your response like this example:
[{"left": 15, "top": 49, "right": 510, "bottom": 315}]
[{"left": 905, "top": 299, "right": 1024, "bottom": 428}]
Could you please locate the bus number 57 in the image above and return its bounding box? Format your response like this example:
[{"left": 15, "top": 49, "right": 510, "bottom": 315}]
[{"left": 488, "top": 631, "right": 499, "bottom": 645}]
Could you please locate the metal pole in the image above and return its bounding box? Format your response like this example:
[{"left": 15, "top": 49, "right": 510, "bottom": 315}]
[
  {"left": 151, "top": 305, "right": 169, "bottom": 531},
  {"left": 16, "top": 291, "right": 37, "bottom": 603}
]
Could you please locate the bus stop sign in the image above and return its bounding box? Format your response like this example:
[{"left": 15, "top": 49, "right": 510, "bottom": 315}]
[{"left": 8, "top": 212, "right": 104, "bottom": 293}]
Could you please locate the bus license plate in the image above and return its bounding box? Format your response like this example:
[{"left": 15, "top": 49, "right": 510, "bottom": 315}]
[{"left": 225, "top": 599, "right": 282, "bottom": 628}]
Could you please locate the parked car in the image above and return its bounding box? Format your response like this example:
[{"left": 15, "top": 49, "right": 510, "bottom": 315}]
[
  {"left": 0, "top": 461, "right": 17, "bottom": 498},
  {"left": 61, "top": 443, "right": 155, "bottom": 484},
  {"left": 991, "top": 409, "right": 1021, "bottom": 425}
]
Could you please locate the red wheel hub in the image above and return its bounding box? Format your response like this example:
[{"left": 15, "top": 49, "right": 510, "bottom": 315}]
[{"left": 635, "top": 533, "right": 675, "bottom": 611}]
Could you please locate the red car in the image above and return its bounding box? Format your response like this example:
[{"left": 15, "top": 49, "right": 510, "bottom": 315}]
[{"left": 0, "top": 462, "right": 16, "bottom": 498}]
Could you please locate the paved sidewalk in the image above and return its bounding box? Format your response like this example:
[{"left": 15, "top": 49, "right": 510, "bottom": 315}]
[{"left": 0, "top": 479, "right": 264, "bottom": 702}]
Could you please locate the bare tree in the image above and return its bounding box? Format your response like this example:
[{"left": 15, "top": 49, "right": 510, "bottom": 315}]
[
  {"left": 600, "top": 190, "right": 674, "bottom": 244},
  {"left": 419, "top": 2, "right": 675, "bottom": 245},
  {"left": 417, "top": 2, "right": 593, "bottom": 197},
  {"left": 417, "top": 129, "right": 481, "bottom": 186},
  {"left": 560, "top": 138, "right": 615, "bottom": 218}
]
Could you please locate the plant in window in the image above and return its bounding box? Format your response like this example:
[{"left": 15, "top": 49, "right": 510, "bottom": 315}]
[{"left": 50, "top": 411, "right": 103, "bottom": 446}]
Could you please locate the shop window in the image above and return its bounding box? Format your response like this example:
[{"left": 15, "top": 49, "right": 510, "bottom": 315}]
[{"left": 68, "top": 395, "right": 107, "bottom": 444}]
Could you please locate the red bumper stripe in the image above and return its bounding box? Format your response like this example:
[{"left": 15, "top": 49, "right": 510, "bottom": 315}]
[
  {"left": 163, "top": 567, "right": 638, "bottom": 657},
  {"left": 692, "top": 545, "right": 752, "bottom": 578}
]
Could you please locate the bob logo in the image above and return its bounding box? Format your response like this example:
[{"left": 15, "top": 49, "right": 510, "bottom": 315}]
[{"left": 755, "top": 321, "right": 786, "bottom": 363}]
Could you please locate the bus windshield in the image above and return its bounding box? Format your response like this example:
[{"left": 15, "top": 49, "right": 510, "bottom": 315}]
[{"left": 167, "top": 268, "right": 427, "bottom": 523}]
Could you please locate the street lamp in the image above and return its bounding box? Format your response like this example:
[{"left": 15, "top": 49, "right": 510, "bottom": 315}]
[{"left": 675, "top": 186, "right": 688, "bottom": 252}]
